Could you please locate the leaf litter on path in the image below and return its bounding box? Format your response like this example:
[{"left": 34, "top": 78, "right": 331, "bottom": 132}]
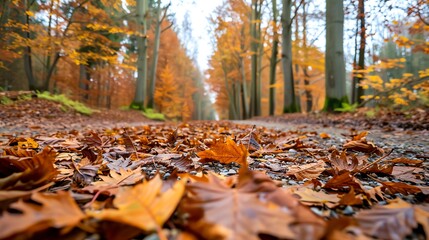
[{"left": 0, "top": 119, "right": 428, "bottom": 239}]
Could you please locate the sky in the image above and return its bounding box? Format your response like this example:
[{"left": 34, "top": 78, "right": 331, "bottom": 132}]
[{"left": 171, "top": 0, "right": 224, "bottom": 71}]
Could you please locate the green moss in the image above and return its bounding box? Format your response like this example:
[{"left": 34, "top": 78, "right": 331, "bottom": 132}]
[
  {"left": 130, "top": 101, "right": 145, "bottom": 110},
  {"left": 323, "top": 96, "right": 349, "bottom": 112},
  {"left": 142, "top": 108, "right": 165, "bottom": 121},
  {"left": 37, "top": 91, "right": 93, "bottom": 115},
  {"left": 0, "top": 96, "right": 13, "bottom": 105}
]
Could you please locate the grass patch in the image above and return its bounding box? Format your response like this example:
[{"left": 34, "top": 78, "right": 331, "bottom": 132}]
[
  {"left": 37, "top": 91, "right": 93, "bottom": 115},
  {"left": 0, "top": 96, "right": 13, "bottom": 105},
  {"left": 142, "top": 108, "right": 165, "bottom": 121}
]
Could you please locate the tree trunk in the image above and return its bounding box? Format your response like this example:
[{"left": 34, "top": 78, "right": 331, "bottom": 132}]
[
  {"left": 269, "top": 0, "right": 278, "bottom": 116},
  {"left": 147, "top": 0, "right": 165, "bottom": 109},
  {"left": 131, "top": 0, "right": 149, "bottom": 110},
  {"left": 355, "top": 0, "right": 366, "bottom": 104},
  {"left": 281, "top": 0, "right": 300, "bottom": 113},
  {"left": 302, "top": 0, "right": 312, "bottom": 112},
  {"left": 324, "top": 0, "right": 348, "bottom": 111},
  {"left": 239, "top": 26, "right": 249, "bottom": 119},
  {"left": 250, "top": 0, "right": 262, "bottom": 117}
]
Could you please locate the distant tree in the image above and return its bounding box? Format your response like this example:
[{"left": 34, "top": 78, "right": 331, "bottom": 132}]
[
  {"left": 324, "top": 0, "right": 347, "bottom": 111},
  {"left": 268, "top": 0, "right": 279, "bottom": 116},
  {"left": 249, "top": 0, "right": 263, "bottom": 117}
]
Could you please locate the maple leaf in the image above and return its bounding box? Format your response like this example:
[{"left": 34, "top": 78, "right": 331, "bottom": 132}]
[
  {"left": 92, "top": 168, "right": 144, "bottom": 187},
  {"left": 328, "top": 150, "right": 359, "bottom": 174},
  {"left": 0, "top": 147, "right": 59, "bottom": 190},
  {"left": 0, "top": 191, "right": 85, "bottom": 239},
  {"left": 286, "top": 160, "right": 326, "bottom": 180},
  {"left": 180, "top": 170, "right": 296, "bottom": 240},
  {"left": 391, "top": 166, "right": 425, "bottom": 184},
  {"left": 197, "top": 138, "right": 248, "bottom": 166},
  {"left": 355, "top": 198, "right": 417, "bottom": 240},
  {"left": 87, "top": 175, "right": 185, "bottom": 232}
]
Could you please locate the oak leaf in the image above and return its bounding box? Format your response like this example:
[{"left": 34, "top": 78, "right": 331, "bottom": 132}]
[
  {"left": 197, "top": 138, "right": 248, "bottom": 166},
  {"left": 286, "top": 160, "right": 326, "bottom": 180},
  {"left": 0, "top": 191, "right": 85, "bottom": 239},
  {"left": 180, "top": 170, "right": 295, "bottom": 240},
  {"left": 88, "top": 175, "right": 185, "bottom": 232},
  {"left": 355, "top": 198, "right": 417, "bottom": 240}
]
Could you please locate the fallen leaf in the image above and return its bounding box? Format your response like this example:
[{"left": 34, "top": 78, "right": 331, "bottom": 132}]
[
  {"left": 324, "top": 172, "right": 365, "bottom": 193},
  {"left": 320, "top": 132, "right": 331, "bottom": 139},
  {"left": 17, "top": 137, "right": 39, "bottom": 149},
  {"left": 389, "top": 158, "right": 423, "bottom": 166},
  {"left": 197, "top": 138, "right": 248, "bottom": 166},
  {"left": 286, "top": 160, "right": 326, "bottom": 180},
  {"left": 392, "top": 166, "right": 425, "bottom": 184},
  {"left": 339, "top": 187, "right": 364, "bottom": 206},
  {"left": 414, "top": 205, "right": 429, "bottom": 238},
  {"left": 343, "top": 137, "right": 384, "bottom": 155},
  {"left": 328, "top": 150, "right": 359, "bottom": 174},
  {"left": 88, "top": 175, "right": 185, "bottom": 232},
  {"left": 92, "top": 168, "right": 144, "bottom": 187},
  {"left": 0, "top": 147, "right": 59, "bottom": 190},
  {"left": 292, "top": 187, "right": 340, "bottom": 206},
  {"left": 355, "top": 198, "right": 417, "bottom": 240},
  {"left": 180, "top": 170, "right": 295, "bottom": 240},
  {"left": 0, "top": 191, "right": 85, "bottom": 239},
  {"left": 381, "top": 182, "right": 422, "bottom": 195}
]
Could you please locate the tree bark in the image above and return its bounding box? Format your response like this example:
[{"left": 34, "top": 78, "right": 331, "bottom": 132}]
[
  {"left": 131, "top": 0, "right": 149, "bottom": 110},
  {"left": 324, "top": 0, "right": 348, "bottom": 111},
  {"left": 250, "top": 0, "right": 263, "bottom": 117},
  {"left": 281, "top": 0, "right": 300, "bottom": 113},
  {"left": 269, "top": 0, "right": 278, "bottom": 116}
]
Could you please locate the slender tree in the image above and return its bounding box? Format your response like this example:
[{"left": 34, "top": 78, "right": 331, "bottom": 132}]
[
  {"left": 131, "top": 0, "right": 149, "bottom": 109},
  {"left": 249, "top": 0, "right": 263, "bottom": 117},
  {"left": 351, "top": 0, "right": 366, "bottom": 104},
  {"left": 324, "top": 0, "right": 348, "bottom": 111},
  {"left": 269, "top": 0, "right": 279, "bottom": 116},
  {"left": 281, "top": 0, "right": 300, "bottom": 113}
]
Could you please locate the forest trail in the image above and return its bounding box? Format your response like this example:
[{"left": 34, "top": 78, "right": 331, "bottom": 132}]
[{"left": 1, "top": 97, "right": 428, "bottom": 239}]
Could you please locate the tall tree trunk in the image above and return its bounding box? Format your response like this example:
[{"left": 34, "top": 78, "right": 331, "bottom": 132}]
[
  {"left": 131, "top": 0, "right": 149, "bottom": 110},
  {"left": 281, "top": 0, "right": 300, "bottom": 113},
  {"left": 324, "top": 0, "right": 348, "bottom": 111},
  {"left": 147, "top": 0, "right": 168, "bottom": 109},
  {"left": 250, "top": 0, "right": 262, "bottom": 117},
  {"left": 355, "top": 0, "right": 366, "bottom": 104},
  {"left": 269, "top": 0, "right": 279, "bottom": 116},
  {"left": 239, "top": 26, "right": 249, "bottom": 119},
  {"left": 302, "top": 0, "right": 312, "bottom": 112}
]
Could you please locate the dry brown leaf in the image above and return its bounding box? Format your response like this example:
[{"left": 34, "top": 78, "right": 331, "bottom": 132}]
[
  {"left": 329, "top": 150, "right": 359, "bottom": 174},
  {"left": 0, "top": 147, "right": 59, "bottom": 190},
  {"left": 392, "top": 166, "right": 425, "bottom": 184},
  {"left": 0, "top": 191, "right": 85, "bottom": 239},
  {"left": 180, "top": 170, "right": 295, "bottom": 240},
  {"left": 343, "top": 137, "right": 384, "bottom": 155},
  {"left": 414, "top": 205, "right": 429, "bottom": 238},
  {"left": 88, "top": 175, "right": 185, "bottom": 232},
  {"left": 320, "top": 132, "right": 331, "bottom": 139},
  {"left": 339, "top": 187, "right": 364, "bottom": 206},
  {"left": 286, "top": 160, "right": 325, "bottom": 180},
  {"left": 323, "top": 172, "right": 365, "bottom": 193},
  {"left": 389, "top": 157, "right": 423, "bottom": 166},
  {"left": 381, "top": 181, "right": 422, "bottom": 195},
  {"left": 292, "top": 187, "right": 340, "bottom": 206},
  {"left": 355, "top": 198, "right": 417, "bottom": 240},
  {"left": 92, "top": 168, "right": 144, "bottom": 187},
  {"left": 197, "top": 138, "right": 248, "bottom": 166}
]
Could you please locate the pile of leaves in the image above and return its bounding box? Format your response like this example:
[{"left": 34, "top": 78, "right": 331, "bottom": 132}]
[{"left": 0, "top": 122, "right": 428, "bottom": 240}]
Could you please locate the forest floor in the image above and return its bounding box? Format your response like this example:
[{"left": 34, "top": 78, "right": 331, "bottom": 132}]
[{"left": 0, "top": 95, "right": 428, "bottom": 239}]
